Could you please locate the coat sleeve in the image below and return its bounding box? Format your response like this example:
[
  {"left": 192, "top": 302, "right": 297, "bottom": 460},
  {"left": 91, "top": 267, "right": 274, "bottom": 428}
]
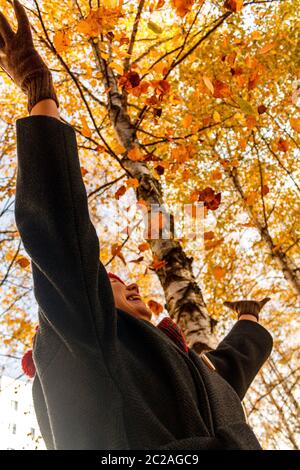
[
  {"left": 205, "top": 320, "right": 273, "bottom": 400},
  {"left": 14, "top": 115, "right": 117, "bottom": 359}
]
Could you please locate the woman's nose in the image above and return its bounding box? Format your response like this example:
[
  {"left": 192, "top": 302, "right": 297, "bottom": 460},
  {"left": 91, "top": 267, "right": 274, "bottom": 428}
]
[{"left": 126, "top": 283, "right": 139, "bottom": 293}]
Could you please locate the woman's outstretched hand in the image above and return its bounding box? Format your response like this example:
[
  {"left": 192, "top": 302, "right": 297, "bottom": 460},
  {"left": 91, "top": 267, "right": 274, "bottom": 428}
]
[
  {"left": 224, "top": 298, "right": 271, "bottom": 321},
  {"left": 0, "top": 0, "right": 59, "bottom": 113}
]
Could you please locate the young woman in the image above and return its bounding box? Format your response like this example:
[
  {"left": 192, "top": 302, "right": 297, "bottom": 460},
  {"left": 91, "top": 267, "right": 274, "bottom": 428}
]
[{"left": 0, "top": 1, "right": 273, "bottom": 450}]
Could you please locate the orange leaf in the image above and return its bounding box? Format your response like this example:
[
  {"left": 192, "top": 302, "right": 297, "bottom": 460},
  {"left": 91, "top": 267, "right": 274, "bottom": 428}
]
[
  {"left": 290, "top": 117, "right": 300, "bottom": 133},
  {"left": 149, "top": 255, "right": 166, "bottom": 271},
  {"left": 213, "top": 266, "right": 226, "bottom": 280},
  {"left": 211, "top": 169, "right": 222, "bottom": 180},
  {"left": 212, "top": 80, "right": 231, "bottom": 98},
  {"left": 115, "top": 185, "right": 127, "bottom": 199},
  {"left": 171, "top": 0, "right": 194, "bottom": 17},
  {"left": 147, "top": 299, "right": 163, "bottom": 315},
  {"left": 246, "top": 115, "right": 257, "bottom": 130},
  {"left": 204, "top": 238, "right": 224, "bottom": 250},
  {"left": 111, "top": 243, "right": 126, "bottom": 265},
  {"left": 245, "top": 191, "right": 257, "bottom": 206},
  {"left": 261, "top": 184, "right": 269, "bottom": 196},
  {"left": 17, "top": 257, "right": 30, "bottom": 269},
  {"left": 204, "top": 231, "right": 215, "bottom": 240},
  {"left": 53, "top": 30, "right": 71, "bottom": 53},
  {"left": 138, "top": 242, "right": 150, "bottom": 252},
  {"left": 277, "top": 138, "right": 289, "bottom": 152},
  {"left": 110, "top": 61, "right": 124, "bottom": 75},
  {"left": 182, "top": 114, "right": 193, "bottom": 128},
  {"left": 128, "top": 146, "right": 145, "bottom": 161},
  {"left": 80, "top": 116, "right": 92, "bottom": 138},
  {"left": 224, "top": 0, "right": 243, "bottom": 13},
  {"left": 156, "top": 0, "right": 165, "bottom": 9},
  {"left": 126, "top": 178, "right": 139, "bottom": 188},
  {"left": 259, "top": 43, "right": 276, "bottom": 55}
]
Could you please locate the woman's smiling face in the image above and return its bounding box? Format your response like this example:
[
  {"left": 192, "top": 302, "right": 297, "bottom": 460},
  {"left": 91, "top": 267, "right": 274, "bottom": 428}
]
[{"left": 109, "top": 277, "right": 152, "bottom": 322}]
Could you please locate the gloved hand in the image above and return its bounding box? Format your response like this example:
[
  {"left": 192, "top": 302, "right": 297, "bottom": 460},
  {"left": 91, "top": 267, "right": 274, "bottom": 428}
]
[
  {"left": 0, "top": 0, "right": 59, "bottom": 113},
  {"left": 223, "top": 297, "right": 271, "bottom": 321}
]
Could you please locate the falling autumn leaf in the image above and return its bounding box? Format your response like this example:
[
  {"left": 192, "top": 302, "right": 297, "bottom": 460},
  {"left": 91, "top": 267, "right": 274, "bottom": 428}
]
[
  {"left": 149, "top": 255, "right": 166, "bottom": 271},
  {"left": 147, "top": 299, "right": 164, "bottom": 315},
  {"left": 17, "top": 257, "right": 30, "bottom": 269},
  {"left": 80, "top": 116, "right": 92, "bottom": 138},
  {"left": 115, "top": 185, "right": 127, "bottom": 199},
  {"left": 111, "top": 243, "right": 126, "bottom": 265},
  {"left": 138, "top": 242, "right": 150, "bottom": 252}
]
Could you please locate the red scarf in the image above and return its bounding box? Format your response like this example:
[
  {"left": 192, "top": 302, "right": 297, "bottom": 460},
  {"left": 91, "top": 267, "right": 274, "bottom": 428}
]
[{"left": 157, "top": 316, "right": 189, "bottom": 353}]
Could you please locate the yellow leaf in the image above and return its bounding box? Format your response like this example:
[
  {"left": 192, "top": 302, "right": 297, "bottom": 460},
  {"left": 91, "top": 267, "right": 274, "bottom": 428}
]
[
  {"left": 213, "top": 111, "right": 221, "bottom": 123},
  {"left": 110, "top": 61, "right": 124, "bottom": 75},
  {"left": 147, "top": 21, "right": 163, "bottom": 34},
  {"left": 103, "top": 0, "right": 119, "bottom": 6},
  {"left": 250, "top": 30, "right": 262, "bottom": 40},
  {"left": 236, "top": 96, "right": 255, "bottom": 115},
  {"left": 112, "top": 141, "right": 126, "bottom": 154},
  {"left": 203, "top": 76, "right": 214, "bottom": 94}
]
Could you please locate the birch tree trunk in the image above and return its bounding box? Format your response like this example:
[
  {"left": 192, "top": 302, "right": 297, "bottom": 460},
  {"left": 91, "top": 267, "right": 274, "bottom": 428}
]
[{"left": 90, "top": 41, "right": 218, "bottom": 352}]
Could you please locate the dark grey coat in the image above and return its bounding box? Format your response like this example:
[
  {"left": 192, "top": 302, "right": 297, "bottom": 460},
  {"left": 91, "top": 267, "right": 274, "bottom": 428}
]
[{"left": 15, "top": 115, "right": 273, "bottom": 450}]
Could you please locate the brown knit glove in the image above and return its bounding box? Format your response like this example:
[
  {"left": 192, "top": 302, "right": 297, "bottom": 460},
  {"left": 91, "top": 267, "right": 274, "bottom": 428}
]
[
  {"left": 0, "top": 0, "right": 59, "bottom": 113},
  {"left": 223, "top": 297, "right": 271, "bottom": 321}
]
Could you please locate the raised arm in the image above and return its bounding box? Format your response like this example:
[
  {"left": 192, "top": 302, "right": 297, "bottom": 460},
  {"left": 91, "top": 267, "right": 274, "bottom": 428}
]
[
  {"left": 1, "top": 2, "right": 117, "bottom": 359},
  {"left": 205, "top": 299, "right": 273, "bottom": 400}
]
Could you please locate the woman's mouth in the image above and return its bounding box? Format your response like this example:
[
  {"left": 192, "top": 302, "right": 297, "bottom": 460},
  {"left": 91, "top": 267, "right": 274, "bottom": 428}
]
[{"left": 127, "top": 295, "right": 142, "bottom": 302}]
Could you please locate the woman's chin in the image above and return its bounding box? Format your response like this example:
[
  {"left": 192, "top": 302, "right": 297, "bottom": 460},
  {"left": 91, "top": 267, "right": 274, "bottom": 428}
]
[{"left": 126, "top": 301, "right": 152, "bottom": 320}]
